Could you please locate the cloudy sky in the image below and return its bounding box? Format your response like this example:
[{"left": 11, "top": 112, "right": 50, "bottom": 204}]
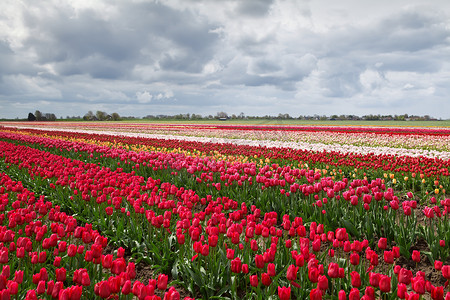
[{"left": 1, "top": 0, "right": 449, "bottom": 119}]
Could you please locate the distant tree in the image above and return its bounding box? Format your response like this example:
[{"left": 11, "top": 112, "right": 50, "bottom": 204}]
[
  {"left": 27, "top": 112, "right": 36, "bottom": 121},
  {"left": 96, "top": 111, "right": 107, "bottom": 121},
  {"left": 215, "top": 112, "right": 228, "bottom": 119},
  {"left": 45, "top": 113, "right": 57, "bottom": 121},
  {"left": 111, "top": 112, "right": 121, "bottom": 121},
  {"left": 35, "top": 110, "right": 42, "bottom": 121},
  {"left": 191, "top": 113, "right": 202, "bottom": 120},
  {"left": 83, "top": 111, "right": 94, "bottom": 121}
]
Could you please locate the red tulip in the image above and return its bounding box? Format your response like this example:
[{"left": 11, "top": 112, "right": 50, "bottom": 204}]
[
  {"left": 26, "top": 290, "right": 37, "bottom": 300},
  {"left": 442, "top": 265, "right": 450, "bottom": 279},
  {"left": 392, "top": 246, "right": 400, "bottom": 258},
  {"left": 208, "top": 235, "right": 218, "bottom": 247},
  {"left": 255, "top": 254, "right": 264, "bottom": 269},
  {"left": 312, "top": 239, "right": 321, "bottom": 252},
  {"left": 250, "top": 275, "right": 259, "bottom": 287},
  {"left": 55, "top": 267, "right": 67, "bottom": 282},
  {"left": 53, "top": 256, "right": 62, "bottom": 267},
  {"left": 164, "top": 286, "right": 180, "bottom": 300},
  {"left": 242, "top": 264, "right": 249, "bottom": 274},
  {"left": 111, "top": 258, "right": 126, "bottom": 275},
  {"left": 412, "top": 276, "right": 426, "bottom": 295},
  {"left": 365, "top": 286, "right": 375, "bottom": 299},
  {"left": 261, "top": 273, "right": 272, "bottom": 286},
  {"left": 68, "top": 244, "right": 77, "bottom": 257},
  {"left": 8, "top": 281, "right": 18, "bottom": 295},
  {"left": 98, "top": 281, "right": 111, "bottom": 298},
  {"left": 308, "top": 268, "right": 319, "bottom": 283},
  {"left": 157, "top": 274, "right": 168, "bottom": 290},
  {"left": 309, "top": 288, "right": 322, "bottom": 300},
  {"left": 37, "top": 280, "right": 46, "bottom": 294},
  {"left": 327, "top": 262, "right": 339, "bottom": 278},
  {"left": 377, "top": 237, "right": 387, "bottom": 250},
  {"left": 267, "top": 263, "right": 276, "bottom": 277},
  {"left": 412, "top": 250, "right": 421, "bottom": 263},
  {"left": 46, "top": 280, "right": 54, "bottom": 296},
  {"left": 52, "top": 281, "right": 63, "bottom": 299},
  {"left": 117, "top": 247, "right": 125, "bottom": 258},
  {"left": 350, "top": 253, "right": 359, "bottom": 266},
  {"left": 58, "top": 241, "right": 67, "bottom": 253},
  {"left": 348, "top": 288, "right": 360, "bottom": 300},
  {"left": 127, "top": 262, "right": 136, "bottom": 279},
  {"left": 13, "top": 270, "right": 23, "bottom": 284},
  {"left": 122, "top": 280, "right": 131, "bottom": 295},
  {"left": 59, "top": 288, "right": 70, "bottom": 300},
  {"left": 250, "top": 239, "right": 258, "bottom": 251},
  {"left": 16, "top": 247, "right": 25, "bottom": 258},
  {"left": 317, "top": 275, "right": 328, "bottom": 291},
  {"left": 398, "top": 268, "right": 413, "bottom": 285},
  {"left": 350, "top": 271, "right": 361, "bottom": 288},
  {"left": 383, "top": 250, "right": 394, "bottom": 264},
  {"left": 379, "top": 275, "right": 391, "bottom": 293},
  {"left": 286, "top": 264, "right": 298, "bottom": 281},
  {"left": 177, "top": 234, "right": 185, "bottom": 245},
  {"left": 81, "top": 272, "right": 91, "bottom": 286},
  {"left": 397, "top": 283, "right": 407, "bottom": 298},
  {"left": 369, "top": 272, "right": 380, "bottom": 288},
  {"left": 201, "top": 244, "right": 209, "bottom": 256},
  {"left": 431, "top": 286, "right": 444, "bottom": 300},
  {"left": 231, "top": 257, "right": 242, "bottom": 274},
  {"left": 226, "top": 248, "right": 235, "bottom": 260},
  {"left": 278, "top": 286, "right": 291, "bottom": 300}
]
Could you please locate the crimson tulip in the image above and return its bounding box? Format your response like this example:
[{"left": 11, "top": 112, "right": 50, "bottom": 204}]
[
  {"left": 250, "top": 275, "right": 258, "bottom": 287},
  {"left": 231, "top": 257, "right": 242, "bottom": 274},
  {"left": 379, "top": 275, "right": 391, "bottom": 293},
  {"left": 267, "top": 263, "right": 276, "bottom": 277},
  {"left": 157, "top": 274, "right": 168, "bottom": 290},
  {"left": 261, "top": 273, "right": 271, "bottom": 286},
  {"left": 350, "top": 271, "right": 361, "bottom": 288},
  {"left": 278, "top": 286, "right": 291, "bottom": 300},
  {"left": 317, "top": 275, "right": 328, "bottom": 291}
]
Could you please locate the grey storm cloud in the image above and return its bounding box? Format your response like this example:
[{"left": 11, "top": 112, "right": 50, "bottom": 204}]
[
  {"left": 235, "top": 0, "right": 275, "bottom": 17},
  {"left": 21, "top": 1, "right": 220, "bottom": 80},
  {"left": 0, "top": 0, "right": 449, "bottom": 119}
]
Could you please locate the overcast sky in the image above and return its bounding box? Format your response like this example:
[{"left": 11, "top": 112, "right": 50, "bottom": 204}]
[{"left": 1, "top": 0, "right": 449, "bottom": 119}]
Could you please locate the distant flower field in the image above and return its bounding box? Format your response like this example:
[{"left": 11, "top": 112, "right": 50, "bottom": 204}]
[{"left": 0, "top": 122, "right": 448, "bottom": 299}]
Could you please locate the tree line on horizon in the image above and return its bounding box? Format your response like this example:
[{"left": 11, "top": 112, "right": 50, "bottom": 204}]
[{"left": 20, "top": 111, "right": 442, "bottom": 122}]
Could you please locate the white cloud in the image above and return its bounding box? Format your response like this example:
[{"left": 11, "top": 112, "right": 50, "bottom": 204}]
[
  {"left": 360, "top": 69, "right": 385, "bottom": 91},
  {"left": 136, "top": 90, "right": 173, "bottom": 103},
  {"left": 136, "top": 91, "right": 153, "bottom": 103}
]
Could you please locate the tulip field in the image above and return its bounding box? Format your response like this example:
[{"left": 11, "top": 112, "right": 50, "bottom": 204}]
[{"left": 0, "top": 122, "right": 449, "bottom": 300}]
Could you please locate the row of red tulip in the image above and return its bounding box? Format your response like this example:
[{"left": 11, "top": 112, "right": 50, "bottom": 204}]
[{"left": 0, "top": 170, "right": 190, "bottom": 299}]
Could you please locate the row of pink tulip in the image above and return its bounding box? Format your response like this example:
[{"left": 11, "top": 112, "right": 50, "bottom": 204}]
[{"left": 2, "top": 122, "right": 449, "bottom": 152}]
